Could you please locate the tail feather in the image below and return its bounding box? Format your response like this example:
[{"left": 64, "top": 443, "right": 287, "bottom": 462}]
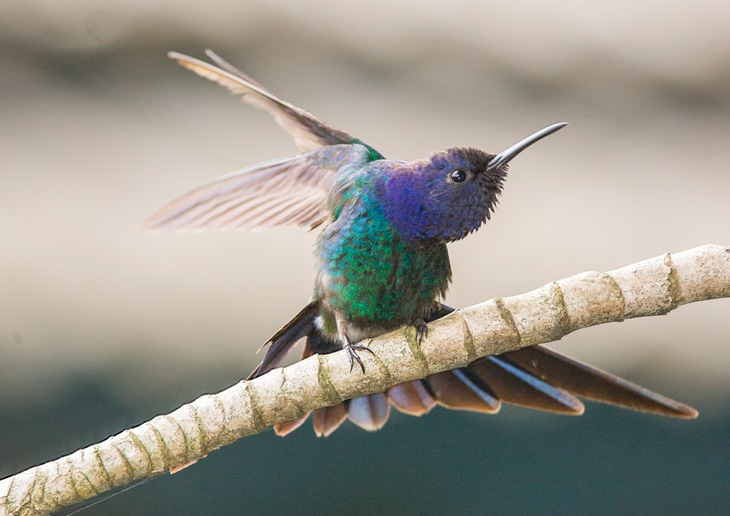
[
  {"left": 348, "top": 393, "right": 390, "bottom": 432},
  {"left": 387, "top": 380, "right": 437, "bottom": 416},
  {"left": 429, "top": 369, "right": 501, "bottom": 413},
  {"left": 253, "top": 303, "right": 698, "bottom": 437},
  {"left": 504, "top": 345, "right": 699, "bottom": 419},
  {"left": 468, "top": 356, "right": 584, "bottom": 414},
  {"left": 274, "top": 415, "right": 309, "bottom": 436},
  {"left": 312, "top": 403, "right": 349, "bottom": 437}
]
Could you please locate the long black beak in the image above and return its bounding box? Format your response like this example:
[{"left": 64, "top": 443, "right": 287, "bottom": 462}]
[{"left": 487, "top": 122, "right": 568, "bottom": 171}]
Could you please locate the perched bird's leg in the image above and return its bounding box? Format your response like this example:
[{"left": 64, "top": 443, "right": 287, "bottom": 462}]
[
  {"left": 409, "top": 302, "right": 447, "bottom": 343},
  {"left": 336, "top": 313, "right": 374, "bottom": 373},
  {"left": 345, "top": 338, "right": 374, "bottom": 373},
  {"left": 412, "top": 319, "right": 428, "bottom": 343}
]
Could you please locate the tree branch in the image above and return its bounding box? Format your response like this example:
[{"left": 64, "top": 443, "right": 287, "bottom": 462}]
[{"left": 2, "top": 244, "right": 729, "bottom": 515}]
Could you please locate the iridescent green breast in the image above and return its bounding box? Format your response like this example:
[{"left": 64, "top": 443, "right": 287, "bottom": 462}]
[{"left": 314, "top": 188, "right": 451, "bottom": 338}]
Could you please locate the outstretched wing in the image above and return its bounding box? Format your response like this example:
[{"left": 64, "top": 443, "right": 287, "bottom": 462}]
[
  {"left": 169, "top": 50, "right": 380, "bottom": 154},
  {"left": 144, "top": 144, "right": 373, "bottom": 232}
]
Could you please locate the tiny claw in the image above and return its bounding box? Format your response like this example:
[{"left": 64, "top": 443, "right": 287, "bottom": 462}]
[
  {"left": 347, "top": 346, "right": 364, "bottom": 373},
  {"left": 413, "top": 320, "right": 428, "bottom": 343},
  {"left": 346, "top": 343, "right": 374, "bottom": 373}
]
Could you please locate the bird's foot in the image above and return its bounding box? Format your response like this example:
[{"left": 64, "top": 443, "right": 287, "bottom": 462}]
[
  {"left": 413, "top": 319, "right": 428, "bottom": 343},
  {"left": 346, "top": 342, "right": 374, "bottom": 373},
  {"left": 335, "top": 312, "right": 375, "bottom": 373}
]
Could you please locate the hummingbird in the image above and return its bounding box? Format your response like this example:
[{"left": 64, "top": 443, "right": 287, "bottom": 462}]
[{"left": 146, "top": 50, "right": 698, "bottom": 437}]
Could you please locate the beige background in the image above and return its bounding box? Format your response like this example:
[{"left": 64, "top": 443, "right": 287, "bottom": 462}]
[{"left": 2, "top": 1, "right": 729, "bottom": 411}]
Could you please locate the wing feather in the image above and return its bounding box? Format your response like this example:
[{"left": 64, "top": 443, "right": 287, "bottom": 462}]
[
  {"left": 168, "top": 51, "right": 363, "bottom": 152},
  {"left": 144, "top": 144, "right": 372, "bottom": 232}
]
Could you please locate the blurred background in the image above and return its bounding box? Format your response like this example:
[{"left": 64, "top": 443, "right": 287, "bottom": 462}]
[{"left": 2, "top": 0, "right": 729, "bottom": 514}]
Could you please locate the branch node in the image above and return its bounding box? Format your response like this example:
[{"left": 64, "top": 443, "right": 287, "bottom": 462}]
[
  {"left": 149, "top": 421, "right": 173, "bottom": 469},
  {"left": 550, "top": 281, "right": 572, "bottom": 334},
  {"left": 126, "top": 430, "right": 153, "bottom": 475},
  {"left": 404, "top": 327, "right": 429, "bottom": 376},
  {"left": 316, "top": 354, "right": 344, "bottom": 404},
  {"left": 188, "top": 405, "right": 210, "bottom": 456},
  {"left": 456, "top": 310, "right": 477, "bottom": 361},
  {"left": 110, "top": 443, "right": 135, "bottom": 479},
  {"left": 92, "top": 446, "right": 113, "bottom": 490},
  {"left": 664, "top": 252, "right": 683, "bottom": 308},
  {"left": 494, "top": 296, "right": 522, "bottom": 345},
  {"left": 243, "top": 382, "right": 267, "bottom": 433},
  {"left": 366, "top": 339, "right": 397, "bottom": 385}
]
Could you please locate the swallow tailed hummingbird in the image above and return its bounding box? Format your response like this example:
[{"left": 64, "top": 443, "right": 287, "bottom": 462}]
[{"left": 146, "top": 50, "right": 697, "bottom": 436}]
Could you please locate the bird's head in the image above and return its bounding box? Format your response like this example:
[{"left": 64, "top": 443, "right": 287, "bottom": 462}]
[{"left": 379, "top": 123, "right": 567, "bottom": 244}]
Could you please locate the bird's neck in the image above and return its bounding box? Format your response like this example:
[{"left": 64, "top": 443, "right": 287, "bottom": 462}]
[{"left": 377, "top": 162, "right": 446, "bottom": 244}]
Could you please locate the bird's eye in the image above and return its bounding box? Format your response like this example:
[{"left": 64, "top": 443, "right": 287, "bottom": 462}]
[{"left": 449, "top": 169, "right": 468, "bottom": 183}]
